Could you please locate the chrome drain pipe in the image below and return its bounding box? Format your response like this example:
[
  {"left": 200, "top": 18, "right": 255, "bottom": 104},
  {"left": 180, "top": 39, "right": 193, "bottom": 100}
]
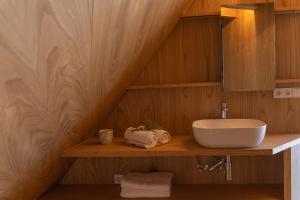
[{"left": 225, "top": 155, "right": 232, "bottom": 181}]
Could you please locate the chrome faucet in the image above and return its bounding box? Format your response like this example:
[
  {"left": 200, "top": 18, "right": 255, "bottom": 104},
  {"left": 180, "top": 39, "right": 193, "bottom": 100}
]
[
  {"left": 221, "top": 103, "right": 232, "bottom": 181},
  {"left": 221, "top": 102, "right": 228, "bottom": 119},
  {"left": 196, "top": 102, "right": 232, "bottom": 181}
]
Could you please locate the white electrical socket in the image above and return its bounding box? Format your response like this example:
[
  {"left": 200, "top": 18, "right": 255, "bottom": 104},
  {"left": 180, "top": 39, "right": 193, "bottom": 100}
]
[
  {"left": 273, "top": 88, "right": 300, "bottom": 99},
  {"left": 273, "top": 88, "right": 293, "bottom": 98},
  {"left": 114, "top": 174, "right": 123, "bottom": 184},
  {"left": 292, "top": 88, "right": 300, "bottom": 98}
]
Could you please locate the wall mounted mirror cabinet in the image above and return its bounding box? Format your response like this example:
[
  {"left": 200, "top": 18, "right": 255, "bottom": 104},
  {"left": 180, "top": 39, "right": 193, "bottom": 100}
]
[{"left": 221, "top": 3, "right": 276, "bottom": 91}]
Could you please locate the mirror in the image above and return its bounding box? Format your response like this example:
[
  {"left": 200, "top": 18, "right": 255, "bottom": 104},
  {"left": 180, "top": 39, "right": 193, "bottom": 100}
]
[{"left": 221, "top": 3, "right": 275, "bottom": 91}]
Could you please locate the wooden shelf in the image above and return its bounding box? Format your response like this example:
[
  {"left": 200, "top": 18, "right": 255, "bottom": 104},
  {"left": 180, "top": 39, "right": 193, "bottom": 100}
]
[
  {"left": 127, "top": 82, "right": 222, "bottom": 90},
  {"left": 127, "top": 79, "right": 300, "bottom": 90},
  {"left": 276, "top": 79, "right": 300, "bottom": 85},
  {"left": 182, "top": 11, "right": 221, "bottom": 17},
  {"left": 276, "top": 7, "right": 300, "bottom": 13},
  {"left": 63, "top": 134, "right": 300, "bottom": 158},
  {"left": 181, "top": 8, "right": 300, "bottom": 17},
  {"left": 40, "top": 184, "right": 283, "bottom": 200}
]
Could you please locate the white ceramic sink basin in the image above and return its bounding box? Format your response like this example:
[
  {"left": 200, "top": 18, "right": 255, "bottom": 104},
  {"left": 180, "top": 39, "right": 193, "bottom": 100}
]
[{"left": 192, "top": 119, "right": 267, "bottom": 148}]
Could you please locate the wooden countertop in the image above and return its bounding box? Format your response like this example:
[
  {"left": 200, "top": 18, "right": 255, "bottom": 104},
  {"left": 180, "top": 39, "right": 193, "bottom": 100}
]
[{"left": 62, "top": 133, "right": 300, "bottom": 158}]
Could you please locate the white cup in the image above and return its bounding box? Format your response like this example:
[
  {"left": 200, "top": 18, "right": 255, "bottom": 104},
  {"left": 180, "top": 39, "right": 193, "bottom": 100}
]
[{"left": 98, "top": 129, "right": 113, "bottom": 144}]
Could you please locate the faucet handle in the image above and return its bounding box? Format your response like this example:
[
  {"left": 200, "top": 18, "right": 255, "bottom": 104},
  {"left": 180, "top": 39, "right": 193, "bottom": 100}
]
[{"left": 221, "top": 102, "right": 227, "bottom": 109}]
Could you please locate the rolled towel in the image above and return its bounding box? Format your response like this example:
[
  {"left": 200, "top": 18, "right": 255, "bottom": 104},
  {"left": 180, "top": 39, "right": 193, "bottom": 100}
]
[
  {"left": 124, "top": 127, "right": 158, "bottom": 147},
  {"left": 126, "top": 140, "right": 157, "bottom": 149},
  {"left": 120, "top": 188, "right": 171, "bottom": 198},
  {"left": 152, "top": 129, "right": 171, "bottom": 145},
  {"left": 121, "top": 172, "right": 173, "bottom": 191}
]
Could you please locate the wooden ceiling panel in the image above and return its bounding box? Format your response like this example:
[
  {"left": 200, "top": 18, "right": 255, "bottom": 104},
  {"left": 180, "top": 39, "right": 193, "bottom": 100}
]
[{"left": 0, "top": 0, "right": 190, "bottom": 198}]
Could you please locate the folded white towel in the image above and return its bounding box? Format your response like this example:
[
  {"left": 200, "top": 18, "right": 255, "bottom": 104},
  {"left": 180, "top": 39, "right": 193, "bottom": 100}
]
[
  {"left": 120, "top": 188, "right": 171, "bottom": 198},
  {"left": 121, "top": 172, "right": 173, "bottom": 191},
  {"left": 124, "top": 127, "right": 158, "bottom": 147}
]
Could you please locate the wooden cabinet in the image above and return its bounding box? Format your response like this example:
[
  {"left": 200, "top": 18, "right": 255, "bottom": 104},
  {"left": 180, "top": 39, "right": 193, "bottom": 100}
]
[{"left": 222, "top": 3, "right": 276, "bottom": 91}]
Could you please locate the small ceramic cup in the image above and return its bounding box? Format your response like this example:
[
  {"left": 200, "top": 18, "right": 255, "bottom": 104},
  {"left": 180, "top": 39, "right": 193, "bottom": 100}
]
[{"left": 98, "top": 129, "right": 114, "bottom": 145}]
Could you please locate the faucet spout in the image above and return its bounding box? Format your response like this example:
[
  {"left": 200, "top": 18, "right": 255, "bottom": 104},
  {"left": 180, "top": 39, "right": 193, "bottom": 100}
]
[{"left": 221, "top": 102, "right": 228, "bottom": 119}]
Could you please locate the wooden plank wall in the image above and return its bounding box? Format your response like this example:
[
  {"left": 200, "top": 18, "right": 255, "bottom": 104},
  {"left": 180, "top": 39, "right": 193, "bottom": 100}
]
[
  {"left": 182, "top": 0, "right": 300, "bottom": 16},
  {"left": 62, "top": 5, "right": 300, "bottom": 185},
  {"left": 0, "top": 0, "right": 190, "bottom": 199},
  {"left": 222, "top": 4, "right": 276, "bottom": 91}
]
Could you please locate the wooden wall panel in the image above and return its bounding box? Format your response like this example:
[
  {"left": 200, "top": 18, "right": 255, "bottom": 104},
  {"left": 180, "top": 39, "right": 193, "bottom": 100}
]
[
  {"left": 183, "top": 0, "right": 300, "bottom": 17},
  {"left": 222, "top": 4, "right": 276, "bottom": 91},
  {"left": 276, "top": 0, "right": 300, "bottom": 10},
  {"left": 64, "top": 13, "right": 300, "bottom": 185},
  {"left": 276, "top": 12, "right": 300, "bottom": 79},
  {"left": 223, "top": 91, "right": 300, "bottom": 133},
  {"left": 0, "top": 0, "right": 189, "bottom": 199},
  {"left": 135, "top": 17, "right": 222, "bottom": 85},
  {"left": 182, "top": 0, "right": 273, "bottom": 16},
  {"left": 105, "top": 87, "right": 221, "bottom": 136},
  {"left": 62, "top": 155, "right": 283, "bottom": 185}
]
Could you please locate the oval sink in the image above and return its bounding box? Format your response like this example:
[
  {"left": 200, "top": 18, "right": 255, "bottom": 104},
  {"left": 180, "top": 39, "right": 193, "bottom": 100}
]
[{"left": 192, "top": 119, "right": 267, "bottom": 148}]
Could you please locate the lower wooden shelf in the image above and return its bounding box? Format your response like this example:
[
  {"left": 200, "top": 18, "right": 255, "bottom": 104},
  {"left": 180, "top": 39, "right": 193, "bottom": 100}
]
[{"left": 40, "top": 184, "right": 283, "bottom": 200}]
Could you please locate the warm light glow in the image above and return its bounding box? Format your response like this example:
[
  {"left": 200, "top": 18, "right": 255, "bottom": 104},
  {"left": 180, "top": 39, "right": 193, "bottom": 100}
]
[{"left": 244, "top": 9, "right": 255, "bottom": 24}]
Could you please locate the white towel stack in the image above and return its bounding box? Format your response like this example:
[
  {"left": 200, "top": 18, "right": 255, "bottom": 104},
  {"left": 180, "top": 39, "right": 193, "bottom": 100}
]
[
  {"left": 120, "top": 172, "right": 173, "bottom": 198},
  {"left": 124, "top": 126, "right": 171, "bottom": 148}
]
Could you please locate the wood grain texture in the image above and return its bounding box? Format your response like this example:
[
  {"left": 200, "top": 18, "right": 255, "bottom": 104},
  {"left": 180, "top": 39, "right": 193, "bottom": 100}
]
[
  {"left": 127, "top": 82, "right": 222, "bottom": 90},
  {"left": 182, "top": 0, "right": 300, "bottom": 17},
  {"left": 222, "top": 3, "right": 276, "bottom": 91},
  {"left": 62, "top": 155, "right": 283, "bottom": 185},
  {"left": 284, "top": 145, "right": 300, "bottom": 200},
  {"left": 276, "top": 0, "right": 300, "bottom": 11},
  {"left": 284, "top": 149, "right": 292, "bottom": 200},
  {"left": 276, "top": 79, "right": 300, "bottom": 84},
  {"left": 128, "top": 80, "right": 300, "bottom": 90},
  {"left": 40, "top": 184, "right": 284, "bottom": 200},
  {"left": 0, "top": 1, "right": 94, "bottom": 199},
  {"left": 134, "top": 16, "right": 222, "bottom": 85},
  {"left": 276, "top": 12, "right": 300, "bottom": 79},
  {"left": 62, "top": 134, "right": 300, "bottom": 157},
  {"left": 110, "top": 87, "right": 221, "bottom": 135},
  {"left": 63, "top": 10, "right": 300, "bottom": 188},
  {"left": 0, "top": 0, "right": 190, "bottom": 199}
]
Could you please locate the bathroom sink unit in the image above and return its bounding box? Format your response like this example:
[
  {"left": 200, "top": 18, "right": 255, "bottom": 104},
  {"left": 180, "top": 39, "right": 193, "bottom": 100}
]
[
  {"left": 192, "top": 119, "right": 267, "bottom": 148},
  {"left": 61, "top": 133, "right": 300, "bottom": 200}
]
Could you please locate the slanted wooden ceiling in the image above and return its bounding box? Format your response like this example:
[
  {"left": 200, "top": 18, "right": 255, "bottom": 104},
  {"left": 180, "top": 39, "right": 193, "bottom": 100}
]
[{"left": 0, "top": 0, "right": 192, "bottom": 199}]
